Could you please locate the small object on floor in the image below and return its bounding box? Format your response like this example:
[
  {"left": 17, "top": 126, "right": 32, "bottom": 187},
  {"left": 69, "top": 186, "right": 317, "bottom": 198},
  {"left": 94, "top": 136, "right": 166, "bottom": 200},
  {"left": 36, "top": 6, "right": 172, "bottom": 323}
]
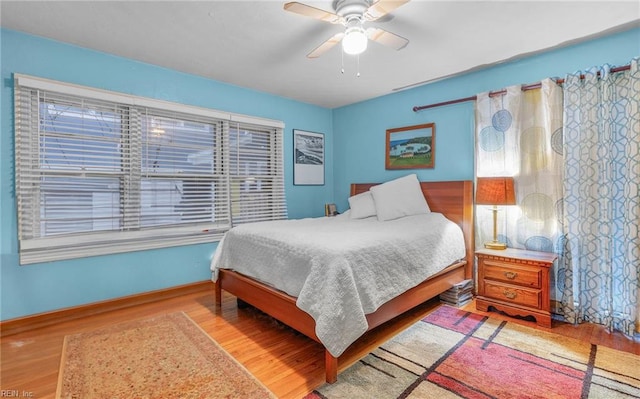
[{"left": 439, "top": 278, "right": 473, "bottom": 307}]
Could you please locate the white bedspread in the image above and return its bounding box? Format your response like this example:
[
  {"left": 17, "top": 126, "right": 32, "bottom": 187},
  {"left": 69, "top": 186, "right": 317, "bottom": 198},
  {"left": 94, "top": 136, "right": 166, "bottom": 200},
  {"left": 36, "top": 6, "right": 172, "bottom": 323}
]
[{"left": 210, "top": 212, "right": 465, "bottom": 357}]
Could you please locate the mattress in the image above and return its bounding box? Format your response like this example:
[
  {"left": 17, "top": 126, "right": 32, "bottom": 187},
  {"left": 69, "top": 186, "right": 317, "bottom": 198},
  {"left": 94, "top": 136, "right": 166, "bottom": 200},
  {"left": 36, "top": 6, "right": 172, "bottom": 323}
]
[{"left": 210, "top": 212, "right": 466, "bottom": 356}]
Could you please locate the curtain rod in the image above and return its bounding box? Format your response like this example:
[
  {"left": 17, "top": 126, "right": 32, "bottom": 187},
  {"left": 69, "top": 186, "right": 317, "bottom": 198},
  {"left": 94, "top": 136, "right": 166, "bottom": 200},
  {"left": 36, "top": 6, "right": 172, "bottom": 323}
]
[{"left": 412, "top": 64, "right": 631, "bottom": 112}]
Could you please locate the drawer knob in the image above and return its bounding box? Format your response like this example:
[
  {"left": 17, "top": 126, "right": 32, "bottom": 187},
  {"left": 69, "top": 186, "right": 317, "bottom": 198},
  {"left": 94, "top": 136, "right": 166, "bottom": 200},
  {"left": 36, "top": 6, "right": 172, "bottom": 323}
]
[
  {"left": 503, "top": 290, "right": 517, "bottom": 299},
  {"left": 504, "top": 271, "right": 518, "bottom": 280}
]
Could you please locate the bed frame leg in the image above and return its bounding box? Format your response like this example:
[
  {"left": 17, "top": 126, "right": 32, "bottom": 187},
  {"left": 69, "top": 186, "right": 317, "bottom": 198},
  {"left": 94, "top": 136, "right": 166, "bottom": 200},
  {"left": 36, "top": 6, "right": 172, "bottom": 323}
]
[
  {"left": 325, "top": 350, "right": 338, "bottom": 384},
  {"left": 214, "top": 281, "right": 222, "bottom": 307}
]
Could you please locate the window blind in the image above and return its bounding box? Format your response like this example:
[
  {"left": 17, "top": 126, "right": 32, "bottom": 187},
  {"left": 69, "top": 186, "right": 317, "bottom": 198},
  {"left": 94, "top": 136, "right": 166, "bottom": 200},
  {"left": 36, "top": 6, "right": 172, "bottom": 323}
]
[
  {"left": 229, "top": 122, "right": 287, "bottom": 224},
  {"left": 14, "top": 74, "right": 286, "bottom": 264}
]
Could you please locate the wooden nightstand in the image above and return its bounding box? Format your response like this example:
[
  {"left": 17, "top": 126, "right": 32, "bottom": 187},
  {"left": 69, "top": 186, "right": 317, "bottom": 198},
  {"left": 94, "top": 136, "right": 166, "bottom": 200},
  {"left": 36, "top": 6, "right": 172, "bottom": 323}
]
[{"left": 475, "top": 248, "right": 557, "bottom": 328}]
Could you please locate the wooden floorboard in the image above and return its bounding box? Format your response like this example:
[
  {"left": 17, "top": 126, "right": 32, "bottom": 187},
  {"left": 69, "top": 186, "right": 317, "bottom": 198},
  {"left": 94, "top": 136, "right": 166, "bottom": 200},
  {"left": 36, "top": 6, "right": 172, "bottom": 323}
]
[{"left": 1, "top": 282, "right": 639, "bottom": 398}]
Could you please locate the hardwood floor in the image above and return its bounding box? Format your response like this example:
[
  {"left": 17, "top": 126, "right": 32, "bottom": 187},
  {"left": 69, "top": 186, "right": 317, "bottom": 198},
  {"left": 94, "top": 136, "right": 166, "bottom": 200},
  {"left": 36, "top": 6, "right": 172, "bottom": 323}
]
[{"left": 2, "top": 283, "right": 639, "bottom": 398}]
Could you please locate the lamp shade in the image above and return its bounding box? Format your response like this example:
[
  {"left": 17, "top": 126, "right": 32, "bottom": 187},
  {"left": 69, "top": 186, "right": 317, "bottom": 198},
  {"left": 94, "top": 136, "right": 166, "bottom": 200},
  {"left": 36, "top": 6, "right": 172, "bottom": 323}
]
[
  {"left": 342, "top": 26, "right": 368, "bottom": 55},
  {"left": 476, "top": 177, "right": 516, "bottom": 205}
]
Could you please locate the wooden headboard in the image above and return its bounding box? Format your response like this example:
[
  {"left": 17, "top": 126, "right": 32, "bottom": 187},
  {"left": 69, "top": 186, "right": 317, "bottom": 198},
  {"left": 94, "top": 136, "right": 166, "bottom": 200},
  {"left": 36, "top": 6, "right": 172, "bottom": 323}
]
[{"left": 350, "top": 180, "right": 474, "bottom": 279}]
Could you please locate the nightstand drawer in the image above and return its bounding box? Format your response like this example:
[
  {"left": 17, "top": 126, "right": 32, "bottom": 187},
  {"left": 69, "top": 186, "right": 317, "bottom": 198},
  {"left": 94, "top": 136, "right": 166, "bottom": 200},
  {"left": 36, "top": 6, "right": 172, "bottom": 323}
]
[
  {"left": 483, "top": 260, "right": 541, "bottom": 288},
  {"left": 483, "top": 281, "right": 541, "bottom": 308}
]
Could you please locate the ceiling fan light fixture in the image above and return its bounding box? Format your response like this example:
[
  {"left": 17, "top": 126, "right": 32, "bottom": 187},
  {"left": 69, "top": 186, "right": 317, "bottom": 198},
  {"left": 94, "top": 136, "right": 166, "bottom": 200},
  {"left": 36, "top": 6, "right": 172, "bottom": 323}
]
[{"left": 342, "top": 25, "right": 367, "bottom": 55}]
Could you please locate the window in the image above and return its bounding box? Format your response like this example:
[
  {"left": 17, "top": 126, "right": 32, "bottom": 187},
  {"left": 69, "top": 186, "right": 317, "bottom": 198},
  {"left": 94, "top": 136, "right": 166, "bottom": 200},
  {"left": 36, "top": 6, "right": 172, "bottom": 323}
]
[
  {"left": 14, "top": 74, "right": 286, "bottom": 264},
  {"left": 229, "top": 123, "right": 287, "bottom": 224}
]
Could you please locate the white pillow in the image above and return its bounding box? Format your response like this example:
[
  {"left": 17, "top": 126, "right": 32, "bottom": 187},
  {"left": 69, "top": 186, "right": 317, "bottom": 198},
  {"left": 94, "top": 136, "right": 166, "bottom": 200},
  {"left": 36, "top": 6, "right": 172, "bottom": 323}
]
[
  {"left": 348, "top": 191, "right": 377, "bottom": 219},
  {"left": 370, "top": 174, "right": 431, "bottom": 221}
]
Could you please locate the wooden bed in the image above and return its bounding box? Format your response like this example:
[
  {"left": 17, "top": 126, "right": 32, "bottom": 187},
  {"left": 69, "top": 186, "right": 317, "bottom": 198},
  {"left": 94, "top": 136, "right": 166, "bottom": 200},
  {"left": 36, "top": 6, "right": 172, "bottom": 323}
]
[{"left": 214, "top": 180, "right": 474, "bottom": 383}]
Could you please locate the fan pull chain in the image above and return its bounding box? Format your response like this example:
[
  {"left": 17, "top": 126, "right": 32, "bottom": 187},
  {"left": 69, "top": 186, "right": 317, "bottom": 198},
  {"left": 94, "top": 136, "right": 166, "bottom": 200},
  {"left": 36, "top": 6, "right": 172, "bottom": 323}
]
[{"left": 339, "top": 51, "right": 363, "bottom": 77}]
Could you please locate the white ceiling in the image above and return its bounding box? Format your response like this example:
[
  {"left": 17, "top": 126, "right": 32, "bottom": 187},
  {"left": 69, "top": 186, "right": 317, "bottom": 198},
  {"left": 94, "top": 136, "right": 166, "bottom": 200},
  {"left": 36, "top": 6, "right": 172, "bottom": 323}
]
[{"left": 1, "top": 1, "right": 638, "bottom": 108}]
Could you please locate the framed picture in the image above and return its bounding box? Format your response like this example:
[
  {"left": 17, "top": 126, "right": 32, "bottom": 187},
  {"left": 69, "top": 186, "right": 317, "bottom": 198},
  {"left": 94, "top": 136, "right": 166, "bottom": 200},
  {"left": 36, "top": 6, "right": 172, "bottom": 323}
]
[
  {"left": 385, "top": 123, "right": 435, "bottom": 170},
  {"left": 294, "top": 129, "right": 325, "bottom": 185}
]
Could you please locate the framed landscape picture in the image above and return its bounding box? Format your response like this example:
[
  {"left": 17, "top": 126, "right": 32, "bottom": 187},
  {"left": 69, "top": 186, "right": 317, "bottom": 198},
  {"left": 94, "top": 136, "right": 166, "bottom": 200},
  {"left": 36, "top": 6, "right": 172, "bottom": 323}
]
[
  {"left": 294, "top": 129, "right": 324, "bottom": 185},
  {"left": 385, "top": 123, "right": 435, "bottom": 170}
]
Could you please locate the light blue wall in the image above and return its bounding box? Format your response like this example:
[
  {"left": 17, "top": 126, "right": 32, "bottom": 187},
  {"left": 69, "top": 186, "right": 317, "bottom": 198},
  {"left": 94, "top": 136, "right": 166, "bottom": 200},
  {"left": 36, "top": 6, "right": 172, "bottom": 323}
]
[
  {"left": 0, "top": 29, "right": 333, "bottom": 320},
  {"left": 332, "top": 27, "right": 640, "bottom": 211},
  {"left": 1, "top": 27, "right": 638, "bottom": 321}
]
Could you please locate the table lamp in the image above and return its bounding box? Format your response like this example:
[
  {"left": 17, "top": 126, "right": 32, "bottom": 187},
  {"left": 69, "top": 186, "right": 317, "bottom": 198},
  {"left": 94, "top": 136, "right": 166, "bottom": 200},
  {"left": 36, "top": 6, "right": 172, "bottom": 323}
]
[{"left": 476, "top": 176, "right": 516, "bottom": 250}]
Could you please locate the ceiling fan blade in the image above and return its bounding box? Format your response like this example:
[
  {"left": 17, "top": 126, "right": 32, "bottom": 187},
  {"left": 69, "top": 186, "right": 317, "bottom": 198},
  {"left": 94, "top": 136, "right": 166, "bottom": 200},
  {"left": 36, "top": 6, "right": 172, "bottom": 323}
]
[
  {"left": 366, "top": 27, "right": 409, "bottom": 50},
  {"left": 364, "top": 0, "right": 410, "bottom": 21},
  {"left": 307, "top": 32, "right": 344, "bottom": 58},
  {"left": 283, "top": 2, "right": 343, "bottom": 24}
]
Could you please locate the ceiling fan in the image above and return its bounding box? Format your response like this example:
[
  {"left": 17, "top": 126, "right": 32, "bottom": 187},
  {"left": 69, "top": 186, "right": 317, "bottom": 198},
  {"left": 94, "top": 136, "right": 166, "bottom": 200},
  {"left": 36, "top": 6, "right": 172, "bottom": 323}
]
[{"left": 284, "top": 0, "right": 410, "bottom": 58}]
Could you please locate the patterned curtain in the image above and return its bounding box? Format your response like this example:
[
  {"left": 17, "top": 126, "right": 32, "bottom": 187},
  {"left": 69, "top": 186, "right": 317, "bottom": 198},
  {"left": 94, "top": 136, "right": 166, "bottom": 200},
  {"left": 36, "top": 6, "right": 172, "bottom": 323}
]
[
  {"left": 560, "top": 59, "right": 640, "bottom": 335},
  {"left": 475, "top": 79, "right": 564, "bottom": 305}
]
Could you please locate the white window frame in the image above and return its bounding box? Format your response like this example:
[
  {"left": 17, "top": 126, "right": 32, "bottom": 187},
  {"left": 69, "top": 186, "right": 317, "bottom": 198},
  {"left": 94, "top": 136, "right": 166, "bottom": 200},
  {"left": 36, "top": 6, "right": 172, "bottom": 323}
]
[{"left": 14, "top": 74, "right": 286, "bottom": 264}]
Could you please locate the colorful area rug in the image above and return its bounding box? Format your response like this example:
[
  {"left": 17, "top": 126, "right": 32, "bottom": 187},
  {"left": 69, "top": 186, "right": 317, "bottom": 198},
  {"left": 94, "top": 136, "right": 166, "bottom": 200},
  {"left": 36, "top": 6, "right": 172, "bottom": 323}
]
[
  {"left": 56, "top": 312, "right": 275, "bottom": 399},
  {"left": 306, "top": 305, "right": 640, "bottom": 399}
]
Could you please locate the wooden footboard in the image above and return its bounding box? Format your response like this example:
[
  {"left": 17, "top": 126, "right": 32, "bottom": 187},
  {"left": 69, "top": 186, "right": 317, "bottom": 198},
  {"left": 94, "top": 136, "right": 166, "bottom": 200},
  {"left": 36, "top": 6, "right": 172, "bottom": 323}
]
[
  {"left": 216, "top": 260, "right": 466, "bottom": 383},
  {"left": 214, "top": 179, "right": 474, "bottom": 383}
]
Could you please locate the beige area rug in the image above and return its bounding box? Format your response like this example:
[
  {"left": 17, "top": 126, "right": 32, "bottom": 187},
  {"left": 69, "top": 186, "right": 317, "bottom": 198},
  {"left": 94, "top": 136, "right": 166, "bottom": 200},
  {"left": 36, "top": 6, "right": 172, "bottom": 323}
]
[
  {"left": 306, "top": 305, "right": 640, "bottom": 399},
  {"left": 56, "top": 312, "right": 275, "bottom": 399}
]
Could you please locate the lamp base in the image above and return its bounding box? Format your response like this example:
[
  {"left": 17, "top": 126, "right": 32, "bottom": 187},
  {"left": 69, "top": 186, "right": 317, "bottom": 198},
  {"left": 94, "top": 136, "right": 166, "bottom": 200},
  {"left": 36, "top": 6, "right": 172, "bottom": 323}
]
[{"left": 484, "top": 241, "right": 507, "bottom": 250}]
